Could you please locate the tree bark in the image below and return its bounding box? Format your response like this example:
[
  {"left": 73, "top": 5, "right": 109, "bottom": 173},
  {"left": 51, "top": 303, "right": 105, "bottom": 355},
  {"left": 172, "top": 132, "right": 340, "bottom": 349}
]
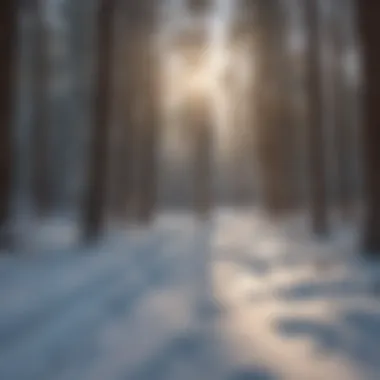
[
  {"left": 106, "top": 16, "right": 135, "bottom": 223},
  {"left": 330, "top": 1, "right": 354, "bottom": 219},
  {"left": 31, "top": 0, "right": 51, "bottom": 216},
  {"left": 130, "top": 1, "right": 158, "bottom": 223},
  {"left": 82, "top": 0, "right": 115, "bottom": 241},
  {"left": 193, "top": 99, "right": 212, "bottom": 219},
  {"left": 305, "top": 0, "right": 328, "bottom": 236},
  {"left": 136, "top": 42, "right": 158, "bottom": 222},
  {"left": 356, "top": 1, "right": 380, "bottom": 254},
  {"left": 253, "top": 0, "right": 298, "bottom": 215},
  {"left": 0, "top": 0, "right": 18, "bottom": 245}
]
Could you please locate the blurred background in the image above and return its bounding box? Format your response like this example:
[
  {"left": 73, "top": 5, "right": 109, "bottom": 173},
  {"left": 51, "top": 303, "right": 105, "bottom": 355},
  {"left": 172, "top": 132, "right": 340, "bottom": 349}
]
[{"left": 1, "top": 0, "right": 380, "bottom": 379}]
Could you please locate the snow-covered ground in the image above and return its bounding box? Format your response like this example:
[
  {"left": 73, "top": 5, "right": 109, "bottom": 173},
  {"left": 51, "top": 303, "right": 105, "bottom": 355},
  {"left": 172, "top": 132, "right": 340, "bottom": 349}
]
[{"left": 0, "top": 208, "right": 380, "bottom": 380}]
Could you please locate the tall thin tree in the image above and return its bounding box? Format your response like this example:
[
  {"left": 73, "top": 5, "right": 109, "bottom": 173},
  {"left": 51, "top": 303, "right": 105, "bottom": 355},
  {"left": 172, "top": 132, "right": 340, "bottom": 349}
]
[
  {"left": 253, "top": 0, "right": 298, "bottom": 214},
  {"left": 31, "top": 0, "right": 51, "bottom": 216},
  {"left": 106, "top": 6, "right": 135, "bottom": 224},
  {"left": 134, "top": 0, "right": 159, "bottom": 222},
  {"left": 193, "top": 96, "right": 212, "bottom": 218},
  {"left": 0, "top": 0, "right": 18, "bottom": 246},
  {"left": 305, "top": 0, "right": 328, "bottom": 236},
  {"left": 83, "top": 0, "right": 115, "bottom": 241},
  {"left": 356, "top": 1, "right": 380, "bottom": 254},
  {"left": 329, "top": 0, "right": 353, "bottom": 219}
]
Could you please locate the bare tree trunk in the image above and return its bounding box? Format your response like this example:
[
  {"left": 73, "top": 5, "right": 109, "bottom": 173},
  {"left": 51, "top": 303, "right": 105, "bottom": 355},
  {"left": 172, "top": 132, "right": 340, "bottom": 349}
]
[
  {"left": 0, "top": 0, "right": 18, "bottom": 246},
  {"left": 253, "top": 1, "right": 282, "bottom": 214},
  {"left": 253, "top": 0, "right": 298, "bottom": 215},
  {"left": 137, "top": 44, "right": 158, "bottom": 222},
  {"left": 305, "top": 0, "right": 328, "bottom": 236},
  {"left": 135, "top": 3, "right": 159, "bottom": 223},
  {"left": 329, "top": 1, "right": 354, "bottom": 219},
  {"left": 31, "top": 0, "right": 51, "bottom": 216},
  {"left": 105, "top": 2, "right": 143, "bottom": 224},
  {"left": 121, "top": 0, "right": 159, "bottom": 223},
  {"left": 344, "top": 0, "right": 363, "bottom": 215},
  {"left": 82, "top": 0, "right": 114, "bottom": 241},
  {"left": 273, "top": 2, "right": 300, "bottom": 213},
  {"left": 356, "top": 1, "right": 380, "bottom": 254},
  {"left": 193, "top": 99, "right": 212, "bottom": 219},
  {"left": 106, "top": 19, "right": 135, "bottom": 224}
]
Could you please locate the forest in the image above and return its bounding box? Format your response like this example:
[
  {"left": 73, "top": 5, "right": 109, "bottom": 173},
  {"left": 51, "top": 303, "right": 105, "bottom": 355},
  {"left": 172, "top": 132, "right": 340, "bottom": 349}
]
[{"left": 0, "top": 1, "right": 379, "bottom": 379}]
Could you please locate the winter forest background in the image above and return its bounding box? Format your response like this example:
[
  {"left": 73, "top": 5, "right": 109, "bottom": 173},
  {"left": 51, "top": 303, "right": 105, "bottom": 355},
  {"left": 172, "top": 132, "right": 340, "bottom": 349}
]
[{"left": 1, "top": 1, "right": 380, "bottom": 379}]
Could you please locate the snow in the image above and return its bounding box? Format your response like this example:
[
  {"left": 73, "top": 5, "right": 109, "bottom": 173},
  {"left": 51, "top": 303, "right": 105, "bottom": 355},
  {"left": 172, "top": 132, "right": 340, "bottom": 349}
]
[{"left": 1, "top": 208, "right": 380, "bottom": 380}]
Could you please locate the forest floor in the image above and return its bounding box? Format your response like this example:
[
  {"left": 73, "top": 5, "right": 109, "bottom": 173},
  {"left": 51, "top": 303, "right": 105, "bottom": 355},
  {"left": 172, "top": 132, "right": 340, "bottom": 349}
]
[{"left": 0, "top": 208, "right": 380, "bottom": 380}]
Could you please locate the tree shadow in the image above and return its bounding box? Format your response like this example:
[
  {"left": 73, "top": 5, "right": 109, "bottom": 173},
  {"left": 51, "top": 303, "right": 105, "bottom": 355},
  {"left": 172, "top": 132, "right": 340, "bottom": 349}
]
[
  {"left": 226, "top": 367, "right": 278, "bottom": 380},
  {"left": 218, "top": 249, "right": 272, "bottom": 277},
  {"left": 277, "top": 319, "right": 344, "bottom": 353},
  {"left": 127, "top": 332, "right": 210, "bottom": 380},
  {"left": 127, "top": 332, "right": 278, "bottom": 380},
  {"left": 275, "top": 309, "right": 380, "bottom": 373},
  {"left": 276, "top": 278, "right": 370, "bottom": 302}
]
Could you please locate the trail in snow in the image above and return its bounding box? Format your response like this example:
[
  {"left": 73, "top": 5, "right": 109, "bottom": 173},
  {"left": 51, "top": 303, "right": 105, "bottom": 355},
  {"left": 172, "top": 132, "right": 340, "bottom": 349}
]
[{"left": 0, "top": 209, "right": 380, "bottom": 380}]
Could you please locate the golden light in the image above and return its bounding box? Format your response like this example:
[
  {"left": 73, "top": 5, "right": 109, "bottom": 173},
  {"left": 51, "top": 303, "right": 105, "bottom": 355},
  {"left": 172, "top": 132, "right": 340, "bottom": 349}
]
[{"left": 162, "top": 46, "right": 229, "bottom": 111}]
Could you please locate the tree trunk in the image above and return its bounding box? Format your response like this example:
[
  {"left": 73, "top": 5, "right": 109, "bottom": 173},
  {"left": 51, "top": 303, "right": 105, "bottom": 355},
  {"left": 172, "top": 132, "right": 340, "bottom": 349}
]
[
  {"left": 31, "top": 0, "right": 51, "bottom": 216},
  {"left": 0, "top": 0, "right": 18, "bottom": 246},
  {"left": 106, "top": 16, "right": 135, "bottom": 224},
  {"left": 305, "top": 0, "right": 328, "bottom": 236},
  {"left": 136, "top": 41, "right": 158, "bottom": 222},
  {"left": 330, "top": 1, "right": 354, "bottom": 219},
  {"left": 82, "top": 0, "right": 114, "bottom": 241},
  {"left": 356, "top": 1, "right": 380, "bottom": 254},
  {"left": 130, "top": 1, "right": 158, "bottom": 223},
  {"left": 253, "top": 0, "right": 298, "bottom": 215},
  {"left": 193, "top": 99, "right": 212, "bottom": 219}
]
